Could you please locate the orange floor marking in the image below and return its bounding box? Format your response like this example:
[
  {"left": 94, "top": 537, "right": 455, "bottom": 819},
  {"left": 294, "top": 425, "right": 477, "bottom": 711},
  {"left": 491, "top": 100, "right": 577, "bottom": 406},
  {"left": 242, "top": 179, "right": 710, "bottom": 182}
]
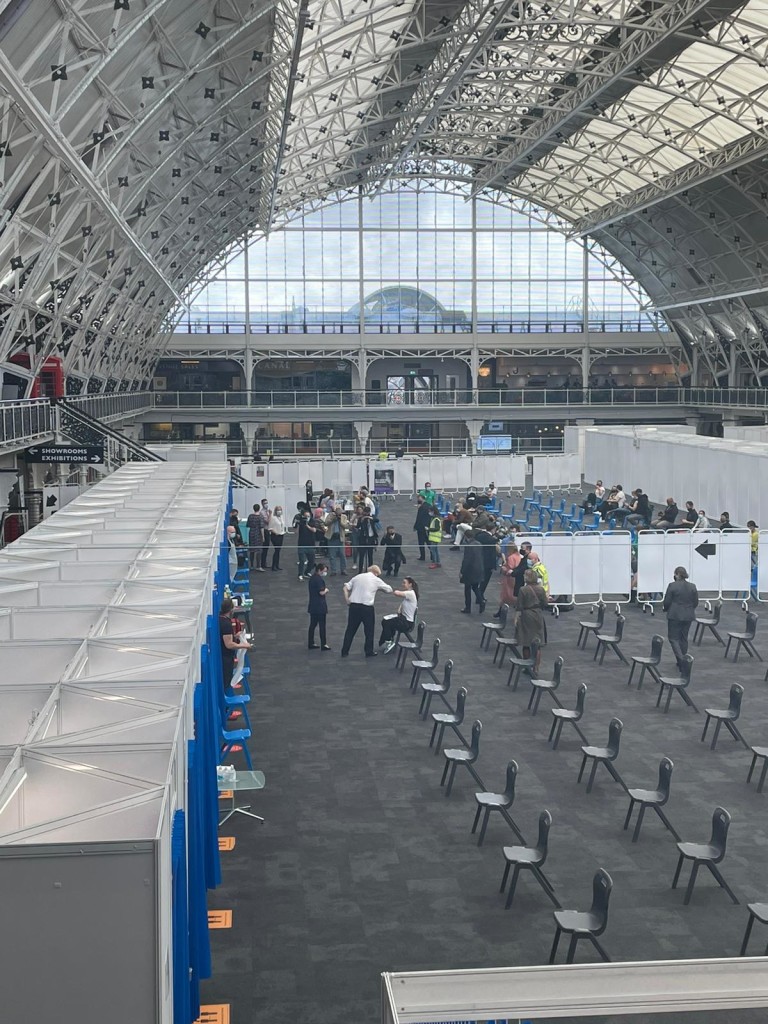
[
  {"left": 194, "top": 1005, "right": 230, "bottom": 1024},
  {"left": 218, "top": 790, "right": 233, "bottom": 800},
  {"left": 218, "top": 836, "right": 236, "bottom": 851},
  {"left": 208, "top": 909, "right": 233, "bottom": 929}
]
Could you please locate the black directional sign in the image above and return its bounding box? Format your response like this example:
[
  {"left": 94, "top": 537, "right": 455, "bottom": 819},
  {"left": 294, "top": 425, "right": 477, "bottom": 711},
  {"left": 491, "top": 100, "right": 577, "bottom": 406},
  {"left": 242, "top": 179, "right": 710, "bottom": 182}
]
[
  {"left": 26, "top": 444, "right": 104, "bottom": 465},
  {"left": 695, "top": 541, "right": 717, "bottom": 560}
]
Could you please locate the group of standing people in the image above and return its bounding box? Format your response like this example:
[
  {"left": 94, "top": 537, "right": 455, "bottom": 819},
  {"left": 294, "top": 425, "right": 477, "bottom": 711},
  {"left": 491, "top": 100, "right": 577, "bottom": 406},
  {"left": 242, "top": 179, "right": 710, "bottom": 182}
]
[{"left": 243, "top": 499, "right": 287, "bottom": 571}]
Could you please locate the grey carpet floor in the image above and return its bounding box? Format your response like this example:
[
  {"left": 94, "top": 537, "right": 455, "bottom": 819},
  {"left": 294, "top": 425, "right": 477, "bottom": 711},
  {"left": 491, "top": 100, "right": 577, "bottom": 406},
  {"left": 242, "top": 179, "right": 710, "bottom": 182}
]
[{"left": 201, "top": 496, "right": 768, "bottom": 1024}]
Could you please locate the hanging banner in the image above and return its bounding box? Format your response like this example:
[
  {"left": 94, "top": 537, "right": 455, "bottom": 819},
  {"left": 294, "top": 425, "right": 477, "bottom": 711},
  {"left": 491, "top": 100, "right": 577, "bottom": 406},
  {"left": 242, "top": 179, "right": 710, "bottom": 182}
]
[{"left": 373, "top": 467, "right": 395, "bottom": 495}]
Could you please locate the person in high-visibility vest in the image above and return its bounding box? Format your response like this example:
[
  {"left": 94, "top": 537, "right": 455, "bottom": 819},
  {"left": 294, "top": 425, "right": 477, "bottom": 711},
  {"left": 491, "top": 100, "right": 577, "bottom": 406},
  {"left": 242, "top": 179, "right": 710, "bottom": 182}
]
[
  {"left": 529, "top": 551, "right": 549, "bottom": 596},
  {"left": 427, "top": 506, "right": 443, "bottom": 568}
]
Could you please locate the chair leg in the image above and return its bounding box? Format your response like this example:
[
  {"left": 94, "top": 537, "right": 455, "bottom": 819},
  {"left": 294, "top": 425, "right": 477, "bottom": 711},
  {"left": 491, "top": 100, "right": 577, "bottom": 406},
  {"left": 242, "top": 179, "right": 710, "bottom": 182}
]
[
  {"left": 598, "top": 643, "right": 607, "bottom": 666},
  {"left": 577, "top": 754, "right": 588, "bottom": 783},
  {"left": 758, "top": 759, "right": 768, "bottom": 793},
  {"left": 632, "top": 804, "right": 647, "bottom": 843},
  {"left": 701, "top": 716, "right": 711, "bottom": 743},
  {"left": 724, "top": 721, "right": 748, "bottom": 748},
  {"left": 710, "top": 720, "right": 723, "bottom": 751},
  {"left": 477, "top": 807, "right": 492, "bottom": 847},
  {"left": 533, "top": 866, "right": 560, "bottom": 906},
  {"left": 710, "top": 626, "right": 724, "bottom": 645},
  {"left": 444, "top": 762, "right": 458, "bottom": 797},
  {"left": 672, "top": 853, "right": 685, "bottom": 889},
  {"left": 707, "top": 863, "right": 740, "bottom": 904},
  {"left": 612, "top": 643, "right": 629, "bottom": 665},
  {"left": 654, "top": 806, "right": 681, "bottom": 842},
  {"left": 740, "top": 913, "right": 756, "bottom": 956},
  {"left": 680, "top": 689, "right": 699, "bottom": 713},
  {"left": 552, "top": 719, "right": 565, "bottom": 750},
  {"left": 627, "top": 662, "right": 636, "bottom": 686},
  {"left": 504, "top": 865, "right": 521, "bottom": 909},
  {"left": 548, "top": 716, "right": 557, "bottom": 743},
  {"left": 499, "top": 861, "right": 511, "bottom": 894},
  {"left": 586, "top": 759, "right": 599, "bottom": 794},
  {"left": 527, "top": 685, "right": 536, "bottom": 710},
  {"left": 418, "top": 691, "right": 427, "bottom": 716},
  {"left": 590, "top": 936, "right": 611, "bottom": 962},
  {"left": 724, "top": 636, "right": 732, "bottom": 659},
  {"left": 746, "top": 641, "right": 763, "bottom": 663},
  {"left": 656, "top": 682, "right": 665, "bottom": 708},
  {"left": 683, "top": 861, "right": 700, "bottom": 905},
  {"left": 693, "top": 623, "right": 702, "bottom": 645},
  {"left": 664, "top": 685, "right": 674, "bottom": 713},
  {"left": 623, "top": 798, "right": 636, "bottom": 832},
  {"left": 470, "top": 803, "right": 482, "bottom": 834},
  {"left": 440, "top": 758, "right": 450, "bottom": 786},
  {"left": 429, "top": 720, "right": 439, "bottom": 748},
  {"left": 566, "top": 934, "right": 579, "bottom": 964},
  {"left": 549, "top": 926, "right": 562, "bottom": 964}
]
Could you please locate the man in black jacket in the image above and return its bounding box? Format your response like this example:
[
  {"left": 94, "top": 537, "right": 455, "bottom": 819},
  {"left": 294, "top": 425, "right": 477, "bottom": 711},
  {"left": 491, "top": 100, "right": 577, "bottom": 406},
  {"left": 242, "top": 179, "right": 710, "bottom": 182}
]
[
  {"left": 662, "top": 566, "right": 699, "bottom": 670},
  {"left": 474, "top": 515, "right": 499, "bottom": 602},
  {"left": 459, "top": 531, "right": 486, "bottom": 613},
  {"left": 651, "top": 497, "right": 679, "bottom": 530},
  {"left": 413, "top": 497, "right": 431, "bottom": 562},
  {"left": 381, "top": 526, "right": 406, "bottom": 577}
]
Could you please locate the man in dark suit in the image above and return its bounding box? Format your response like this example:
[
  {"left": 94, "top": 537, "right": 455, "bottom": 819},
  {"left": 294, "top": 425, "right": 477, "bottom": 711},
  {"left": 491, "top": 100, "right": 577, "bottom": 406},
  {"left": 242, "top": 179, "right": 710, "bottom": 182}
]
[
  {"left": 413, "top": 497, "right": 431, "bottom": 562},
  {"left": 381, "top": 526, "right": 405, "bottom": 577},
  {"left": 662, "top": 566, "right": 699, "bottom": 670}
]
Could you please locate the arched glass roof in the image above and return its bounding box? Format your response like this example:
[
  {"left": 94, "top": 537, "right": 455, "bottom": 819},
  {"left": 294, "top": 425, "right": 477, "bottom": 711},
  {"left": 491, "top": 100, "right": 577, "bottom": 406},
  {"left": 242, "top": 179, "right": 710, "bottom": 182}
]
[{"left": 0, "top": 0, "right": 767, "bottom": 387}]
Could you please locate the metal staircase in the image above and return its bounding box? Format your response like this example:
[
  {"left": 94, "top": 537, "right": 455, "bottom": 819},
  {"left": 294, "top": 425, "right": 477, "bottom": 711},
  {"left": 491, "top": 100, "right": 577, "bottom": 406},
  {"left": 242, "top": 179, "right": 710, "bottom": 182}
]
[{"left": 56, "top": 398, "right": 164, "bottom": 464}]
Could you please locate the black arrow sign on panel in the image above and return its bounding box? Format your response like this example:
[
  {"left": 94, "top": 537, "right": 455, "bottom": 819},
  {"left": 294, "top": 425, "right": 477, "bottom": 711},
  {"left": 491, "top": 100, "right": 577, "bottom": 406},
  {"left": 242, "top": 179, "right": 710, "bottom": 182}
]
[{"left": 695, "top": 541, "right": 717, "bottom": 560}]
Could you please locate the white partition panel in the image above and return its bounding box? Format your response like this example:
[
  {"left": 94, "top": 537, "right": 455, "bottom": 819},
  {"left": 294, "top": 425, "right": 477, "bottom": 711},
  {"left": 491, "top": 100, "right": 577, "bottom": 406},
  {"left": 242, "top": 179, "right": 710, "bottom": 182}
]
[
  {"left": 758, "top": 531, "right": 768, "bottom": 600},
  {"left": 516, "top": 531, "right": 632, "bottom": 602},
  {"left": 637, "top": 529, "right": 751, "bottom": 598},
  {"left": 532, "top": 453, "right": 581, "bottom": 489},
  {"left": 393, "top": 459, "right": 415, "bottom": 494}
]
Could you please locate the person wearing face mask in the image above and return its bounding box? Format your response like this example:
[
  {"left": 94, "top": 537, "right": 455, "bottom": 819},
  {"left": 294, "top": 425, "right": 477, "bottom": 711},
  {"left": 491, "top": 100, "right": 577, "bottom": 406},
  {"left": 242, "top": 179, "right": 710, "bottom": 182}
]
[
  {"left": 378, "top": 576, "right": 419, "bottom": 653},
  {"left": 307, "top": 562, "right": 331, "bottom": 650},
  {"left": 381, "top": 525, "right": 405, "bottom": 577},
  {"left": 528, "top": 551, "right": 550, "bottom": 596},
  {"left": 268, "top": 505, "right": 286, "bottom": 570}
]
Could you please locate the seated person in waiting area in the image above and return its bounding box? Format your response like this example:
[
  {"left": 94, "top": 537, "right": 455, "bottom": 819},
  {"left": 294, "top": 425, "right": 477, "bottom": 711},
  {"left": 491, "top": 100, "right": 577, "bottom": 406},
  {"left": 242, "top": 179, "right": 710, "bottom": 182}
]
[
  {"left": 623, "top": 488, "right": 651, "bottom": 527},
  {"left": 651, "top": 497, "right": 679, "bottom": 530},
  {"left": 600, "top": 484, "right": 625, "bottom": 520},
  {"left": 679, "top": 500, "right": 698, "bottom": 528}
]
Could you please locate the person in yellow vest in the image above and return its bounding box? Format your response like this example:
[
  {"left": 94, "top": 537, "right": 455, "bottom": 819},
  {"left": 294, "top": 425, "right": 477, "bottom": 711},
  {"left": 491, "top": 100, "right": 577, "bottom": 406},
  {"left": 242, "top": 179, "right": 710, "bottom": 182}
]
[
  {"left": 427, "top": 505, "right": 442, "bottom": 568},
  {"left": 528, "top": 551, "right": 550, "bottom": 596}
]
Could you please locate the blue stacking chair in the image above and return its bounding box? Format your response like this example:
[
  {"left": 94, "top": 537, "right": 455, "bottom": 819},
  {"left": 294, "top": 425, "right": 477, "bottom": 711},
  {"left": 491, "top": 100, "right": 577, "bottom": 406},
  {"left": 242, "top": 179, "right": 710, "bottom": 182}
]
[
  {"left": 501, "top": 504, "right": 516, "bottom": 523},
  {"left": 528, "top": 510, "right": 546, "bottom": 534},
  {"left": 583, "top": 512, "right": 602, "bottom": 532},
  {"left": 553, "top": 498, "right": 566, "bottom": 523},
  {"left": 568, "top": 508, "right": 585, "bottom": 532},
  {"left": 559, "top": 502, "right": 577, "bottom": 527},
  {"left": 527, "top": 490, "right": 543, "bottom": 513}
]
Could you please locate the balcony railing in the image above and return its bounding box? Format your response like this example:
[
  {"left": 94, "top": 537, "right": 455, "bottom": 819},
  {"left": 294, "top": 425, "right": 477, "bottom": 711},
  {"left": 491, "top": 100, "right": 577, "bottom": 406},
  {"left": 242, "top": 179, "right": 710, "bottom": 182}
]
[
  {"left": 0, "top": 399, "right": 53, "bottom": 446},
  {"left": 66, "top": 392, "right": 154, "bottom": 422},
  {"left": 153, "top": 386, "right": 693, "bottom": 409},
  {"left": 172, "top": 316, "right": 668, "bottom": 336}
]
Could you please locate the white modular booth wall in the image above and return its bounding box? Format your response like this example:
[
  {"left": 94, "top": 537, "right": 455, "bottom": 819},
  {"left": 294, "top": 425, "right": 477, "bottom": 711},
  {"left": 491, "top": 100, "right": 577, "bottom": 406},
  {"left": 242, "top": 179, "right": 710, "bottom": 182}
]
[
  {"left": 584, "top": 427, "right": 768, "bottom": 528},
  {"left": 0, "top": 457, "right": 230, "bottom": 1024}
]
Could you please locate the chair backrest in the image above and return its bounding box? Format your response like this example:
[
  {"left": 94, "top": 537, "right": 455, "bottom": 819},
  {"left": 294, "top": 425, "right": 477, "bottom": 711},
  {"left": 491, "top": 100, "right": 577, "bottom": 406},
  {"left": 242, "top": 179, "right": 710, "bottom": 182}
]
[
  {"left": 590, "top": 512, "right": 601, "bottom": 528},
  {"left": 650, "top": 634, "right": 664, "bottom": 662},
  {"left": 589, "top": 868, "right": 613, "bottom": 933},
  {"left": 453, "top": 686, "right": 467, "bottom": 724},
  {"left": 441, "top": 659, "right": 454, "bottom": 693},
  {"left": 745, "top": 611, "right": 758, "bottom": 639},
  {"left": 498, "top": 603, "right": 509, "bottom": 628},
  {"left": 679, "top": 653, "right": 694, "bottom": 684},
  {"left": 656, "top": 757, "right": 674, "bottom": 804},
  {"left": 711, "top": 601, "right": 722, "bottom": 624},
  {"left": 429, "top": 638, "right": 440, "bottom": 667},
  {"left": 551, "top": 655, "right": 564, "bottom": 687},
  {"left": 728, "top": 683, "right": 744, "bottom": 717},
  {"left": 709, "top": 806, "right": 731, "bottom": 861},
  {"left": 611, "top": 614, "right": 626, "bottom": 641},
  {"left": 469, "top": 720, "right": 482, "bottom": 758},
  {"left": 595, "top": 602, "right": 606, "bottom": 629},
  {"left": 606, "top": 717, "right": 623, "bottom": 759},
  {"left": 534, "top": 809, "right": 553, "bottom": 863},
  {"left": 502, "top": 759, "right": 519, "bottom": 803},
  {"left": 573, "top": 683, "right": 587, "bottom": 720}
]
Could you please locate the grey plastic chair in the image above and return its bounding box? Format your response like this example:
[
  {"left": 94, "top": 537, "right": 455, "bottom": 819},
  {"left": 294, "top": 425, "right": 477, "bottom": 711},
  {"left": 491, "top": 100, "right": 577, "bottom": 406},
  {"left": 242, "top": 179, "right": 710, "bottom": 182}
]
[
  {"left": 506, "top": 644, "right": 538, "bottom": 690},
  {"left": 440, "top": 720, "right": 483, "bottom": 797},
  {"left": 430, "top": 686, "right": 467, "bottom": 753},
  {"left": 528, "top": 655, "right": 564, "bottom": 715},
  {"left": 693, "top": 601, "right": 724, "bottom": 646},
  {"left": 471, "top": 760, "right": 524, "bottom": 847},
  {"left": 396, "top": 620, "right": 425, "bottom": 671},
  {"left": 725, "top": 611, "right": 762, "bottom": 663},
  {"left": 656, "top": 654, "right": 698, "bottom": 713},
  {"left": 746, "top": 746, "right": 768, "bottom": 793},
  {"left": 481, "top": 603, "right": 508, "bottom": 650},
  {"left": 500, "top": 810, "right": 559, "bottom": 909},
  {"left": 740, "top": 903, "right": 768, "bottom": 956},
  {"left": 578, "top": 718, "right": 623, "bottom": 794},
  {"left": 672, "top": 806, "right": 738, "bottom": 906},
  {"left": 623, "top": 757, "right": 679, "bottom": 842},
  {"left": 410, "top": 638, "right": 439, "bottom": 692},
  {"left": 627, "top": 634, "right": 663, "bottom": 689},
  {"left": 549, "top": 868, "right": 612, "bottom": 964},
  {"left": 593, "top": 614, "right": 629, "bottom": 666},
  {"left": 419, "top": 659, "right": 452, "bottom": 720},
  {"left": 549, "top": 683, "right": 588, "bottom": 749},
  {"left": 701, "top": 683, "right": 748, "bottom": 751},
  {"left": 577, "top": 602, "right": 606, "bottom": 650}
]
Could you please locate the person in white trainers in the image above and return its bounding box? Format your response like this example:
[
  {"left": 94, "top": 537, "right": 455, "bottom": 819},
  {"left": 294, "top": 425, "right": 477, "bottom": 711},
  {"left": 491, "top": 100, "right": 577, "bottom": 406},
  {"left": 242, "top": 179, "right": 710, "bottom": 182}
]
[{"left": 378, "top": 576, "right": 419, "bottom": 653}]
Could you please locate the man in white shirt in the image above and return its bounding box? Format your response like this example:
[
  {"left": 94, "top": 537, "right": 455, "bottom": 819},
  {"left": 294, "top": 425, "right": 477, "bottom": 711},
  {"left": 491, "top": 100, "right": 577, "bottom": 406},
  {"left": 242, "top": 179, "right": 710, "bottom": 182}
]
[{"left": 341, "top": 565, "right": 393, "bottom": 658}]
